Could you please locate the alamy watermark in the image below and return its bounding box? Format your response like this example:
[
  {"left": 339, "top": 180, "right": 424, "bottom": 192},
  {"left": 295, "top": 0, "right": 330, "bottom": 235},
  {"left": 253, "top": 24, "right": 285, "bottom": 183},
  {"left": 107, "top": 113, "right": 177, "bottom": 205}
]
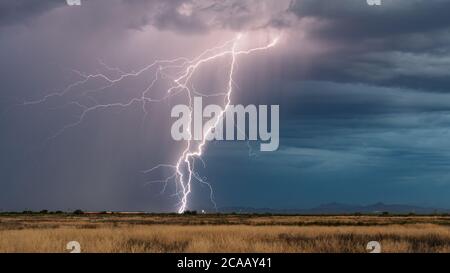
[
  {"left": 66, "top": 241, "right": 81, "bottom": 253},
  {"left": 66, "top": 0, "right": 380, "bottom": 7},
  {"left": 366, "top": 241, "right": 381, "bottom": 253},
  {"left": 66, "top": 0, "right": 81, "bottom": 6},
  {"left": 367, "top": 0, "right": 382, "bottom": 6},
  {"left": 171, "top": 97, "right": 279, "bottom": 152}
]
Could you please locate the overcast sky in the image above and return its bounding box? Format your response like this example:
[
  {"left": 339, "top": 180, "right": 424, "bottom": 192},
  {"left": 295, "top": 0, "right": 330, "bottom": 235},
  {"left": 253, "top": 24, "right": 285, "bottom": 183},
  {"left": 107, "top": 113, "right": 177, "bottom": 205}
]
[{"left": 1, "top": 0, "right": 450, "bottom": 212}]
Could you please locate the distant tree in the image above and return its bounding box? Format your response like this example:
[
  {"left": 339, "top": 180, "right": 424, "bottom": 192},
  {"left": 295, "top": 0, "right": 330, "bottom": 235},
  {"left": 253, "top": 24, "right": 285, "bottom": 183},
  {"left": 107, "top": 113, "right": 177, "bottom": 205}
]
[
  {"left": 382, "top": 211, "right": 389, "bottom": 216},
  {"left": 73, "top": 209, "right": 84, "bottom": 215},
  {"left": 39, "top": 210, "right": 49, "bottom": 214},
  {"left": 183, "top": 210, "right": 197, "bottom": 215}
]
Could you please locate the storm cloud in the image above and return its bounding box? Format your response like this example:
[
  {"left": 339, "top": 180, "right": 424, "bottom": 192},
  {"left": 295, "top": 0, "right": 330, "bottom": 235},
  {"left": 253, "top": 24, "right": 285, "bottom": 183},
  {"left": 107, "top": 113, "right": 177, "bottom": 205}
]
[{"left": 1, "top": 0, "right": 450, "bottom": 212}]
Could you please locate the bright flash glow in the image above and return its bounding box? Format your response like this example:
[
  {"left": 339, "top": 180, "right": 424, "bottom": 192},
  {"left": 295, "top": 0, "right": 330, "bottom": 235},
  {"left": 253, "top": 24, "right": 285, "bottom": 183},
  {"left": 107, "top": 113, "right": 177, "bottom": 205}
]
[{"left": 24, "top": 32, "right": 280, "bottom": 213}]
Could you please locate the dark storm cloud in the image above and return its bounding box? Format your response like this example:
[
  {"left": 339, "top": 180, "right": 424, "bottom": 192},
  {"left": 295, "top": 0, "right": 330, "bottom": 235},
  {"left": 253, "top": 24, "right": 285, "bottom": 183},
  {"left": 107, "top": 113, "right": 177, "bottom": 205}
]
[
  {"left": 0, "top": 0, "right": 62, "bottom": 27},
  {"left": 146, "top": 0, "right": 209, "bottom": 33},
  {"left": 136, "top": 0, "right": 292, "bottom": 33},
  {"left": 0, "top": 0, "right": 291, "bottom": 32},
  {"left": 2, "top": 0, "right": 450, "bottom": 211},
  {"left": 283, "top": 0, "right": 450, "bottom": 91},
  {"left": 102, "top": 0, "right": 292, "bottom": 33},
  {"left": 205, "top": 80, "right": 450, "bottom": 208},
  {"left": 280, "top": 81, "right": 450, "bottom": 117},
  {"left": 289, "top": 0, "right": 450, "bottom": 40}
]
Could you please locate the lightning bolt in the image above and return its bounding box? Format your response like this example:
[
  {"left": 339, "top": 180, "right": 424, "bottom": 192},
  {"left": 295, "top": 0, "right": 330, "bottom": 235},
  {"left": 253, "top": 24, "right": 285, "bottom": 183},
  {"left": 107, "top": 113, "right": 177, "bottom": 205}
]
[{"left": 24, "top": 32, "right": 280, "bottom": 214}]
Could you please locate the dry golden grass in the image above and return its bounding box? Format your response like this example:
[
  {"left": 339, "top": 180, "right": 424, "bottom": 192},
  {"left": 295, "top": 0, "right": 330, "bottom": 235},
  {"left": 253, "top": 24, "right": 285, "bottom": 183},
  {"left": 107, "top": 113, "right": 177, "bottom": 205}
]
[{"left": 1, "top": 214, "right": 450, "bottom": 253}]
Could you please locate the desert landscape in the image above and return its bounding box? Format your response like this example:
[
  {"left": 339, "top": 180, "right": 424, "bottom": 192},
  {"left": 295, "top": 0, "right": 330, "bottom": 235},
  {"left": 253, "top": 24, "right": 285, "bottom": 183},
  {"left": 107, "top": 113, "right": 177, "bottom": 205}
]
[{"left": 1, "top": 213, "right": 450, "bottom": 253}]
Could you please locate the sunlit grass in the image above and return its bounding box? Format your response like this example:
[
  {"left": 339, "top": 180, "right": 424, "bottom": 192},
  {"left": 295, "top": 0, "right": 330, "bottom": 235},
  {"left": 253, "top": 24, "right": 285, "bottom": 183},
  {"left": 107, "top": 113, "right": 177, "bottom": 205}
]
[{"left": 1, "top": 215, "right": 450, "bottom": 253}]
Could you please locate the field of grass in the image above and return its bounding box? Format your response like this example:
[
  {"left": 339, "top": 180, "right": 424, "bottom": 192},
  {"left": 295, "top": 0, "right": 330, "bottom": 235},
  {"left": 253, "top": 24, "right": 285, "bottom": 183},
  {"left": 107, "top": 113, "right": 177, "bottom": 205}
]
[{"left": 1, "top": 214, "right": 450, "bottom": 253}]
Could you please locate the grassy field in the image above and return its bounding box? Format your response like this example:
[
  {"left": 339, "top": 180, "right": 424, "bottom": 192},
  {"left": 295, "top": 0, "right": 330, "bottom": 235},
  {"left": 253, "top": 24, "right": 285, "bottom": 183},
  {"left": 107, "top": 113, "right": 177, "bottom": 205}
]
[{"left": 1, "top": 214, "right": 450, "bottom": 253}]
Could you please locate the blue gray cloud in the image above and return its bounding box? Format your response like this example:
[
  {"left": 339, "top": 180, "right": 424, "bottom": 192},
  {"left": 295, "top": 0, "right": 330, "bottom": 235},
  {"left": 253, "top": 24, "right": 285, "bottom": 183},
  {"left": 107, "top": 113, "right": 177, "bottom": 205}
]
[{"left": 1, "top": 0, "right": 450, "bottom": 211}]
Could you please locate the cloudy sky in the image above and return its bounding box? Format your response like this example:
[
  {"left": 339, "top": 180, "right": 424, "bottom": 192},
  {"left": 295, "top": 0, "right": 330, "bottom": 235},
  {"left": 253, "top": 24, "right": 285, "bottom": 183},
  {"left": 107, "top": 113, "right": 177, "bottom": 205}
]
[{"left": 1, "top": 0, "right": 450, "bottom": 212}]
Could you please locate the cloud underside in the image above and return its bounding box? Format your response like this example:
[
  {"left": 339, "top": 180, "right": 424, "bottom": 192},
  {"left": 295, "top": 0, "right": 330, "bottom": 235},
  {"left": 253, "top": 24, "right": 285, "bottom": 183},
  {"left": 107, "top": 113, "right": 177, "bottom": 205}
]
[{"left": 1, "top": 0, "right": 450, "bottom": 209}]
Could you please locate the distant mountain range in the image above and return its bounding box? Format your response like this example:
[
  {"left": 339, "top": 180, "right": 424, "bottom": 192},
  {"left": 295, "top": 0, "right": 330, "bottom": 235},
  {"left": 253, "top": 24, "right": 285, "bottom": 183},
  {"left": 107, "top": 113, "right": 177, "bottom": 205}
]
[{"left": 218, "top": 202, "right": 450, "bottom": 215}]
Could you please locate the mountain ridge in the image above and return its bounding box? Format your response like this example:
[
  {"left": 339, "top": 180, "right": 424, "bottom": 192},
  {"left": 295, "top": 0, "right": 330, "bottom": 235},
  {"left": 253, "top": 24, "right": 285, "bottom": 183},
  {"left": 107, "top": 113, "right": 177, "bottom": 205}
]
[{"left": 218, "top": 202, "right": 450, "bottom": 214}]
